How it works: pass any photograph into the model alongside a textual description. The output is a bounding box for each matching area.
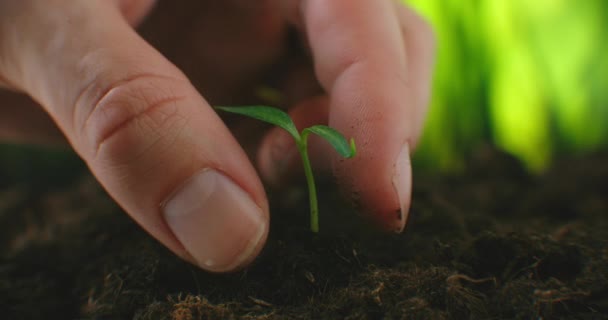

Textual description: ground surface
[1,147,607,319]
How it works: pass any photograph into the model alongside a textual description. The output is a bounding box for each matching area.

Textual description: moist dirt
[1,148,607,319]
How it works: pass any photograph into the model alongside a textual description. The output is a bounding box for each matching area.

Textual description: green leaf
[303,125,357,158]
[215,106,300,140]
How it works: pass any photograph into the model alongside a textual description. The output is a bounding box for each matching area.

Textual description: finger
[0,1,268,272]
[114,0,157,26]
[299,0,436,232]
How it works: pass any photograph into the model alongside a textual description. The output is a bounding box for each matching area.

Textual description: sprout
[216,105,356,232]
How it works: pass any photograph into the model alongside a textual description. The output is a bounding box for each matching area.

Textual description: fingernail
[392,143,412,232]
[163,169,266,272]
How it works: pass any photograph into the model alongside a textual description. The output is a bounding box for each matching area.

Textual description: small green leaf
[215,106,300,140]
[303,125,357,158]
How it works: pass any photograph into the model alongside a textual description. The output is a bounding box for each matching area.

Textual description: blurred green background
[1,0,607,187]
[407,0,608,171]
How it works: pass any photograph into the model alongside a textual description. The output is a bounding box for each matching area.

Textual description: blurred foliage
[407,0,608,172]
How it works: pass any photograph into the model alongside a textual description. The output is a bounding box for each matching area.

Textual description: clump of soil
[1,148,607,319]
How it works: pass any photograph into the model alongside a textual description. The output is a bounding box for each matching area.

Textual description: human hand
[0,0,434,272]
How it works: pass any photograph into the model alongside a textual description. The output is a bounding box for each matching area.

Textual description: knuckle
[79,74,190,164]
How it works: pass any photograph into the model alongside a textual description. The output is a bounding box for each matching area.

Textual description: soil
[1,147,607,319]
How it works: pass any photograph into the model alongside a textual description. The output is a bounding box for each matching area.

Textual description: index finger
[300,0,435,231]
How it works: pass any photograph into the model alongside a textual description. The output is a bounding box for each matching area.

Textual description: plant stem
[297,137,319,233]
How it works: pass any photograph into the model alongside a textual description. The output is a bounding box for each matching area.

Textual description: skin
[0,0,435,271]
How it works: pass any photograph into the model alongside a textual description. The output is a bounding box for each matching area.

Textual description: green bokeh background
[1,0,607,186]
[407,0,608,171]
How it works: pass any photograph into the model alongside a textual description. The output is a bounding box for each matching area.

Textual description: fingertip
[328,108,415,233]
[162,169,269,272]
[257,126,299,187]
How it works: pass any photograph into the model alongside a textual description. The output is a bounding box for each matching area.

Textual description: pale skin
[0,0,435,272]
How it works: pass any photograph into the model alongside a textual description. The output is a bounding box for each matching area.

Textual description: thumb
[0,1,268,272]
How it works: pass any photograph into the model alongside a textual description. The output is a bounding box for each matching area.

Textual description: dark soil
[1,147,607,319]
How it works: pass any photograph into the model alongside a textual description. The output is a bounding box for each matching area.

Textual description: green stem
[297,136,319,233]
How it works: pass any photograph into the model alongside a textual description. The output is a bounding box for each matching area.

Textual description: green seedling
[215,106,357,233]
